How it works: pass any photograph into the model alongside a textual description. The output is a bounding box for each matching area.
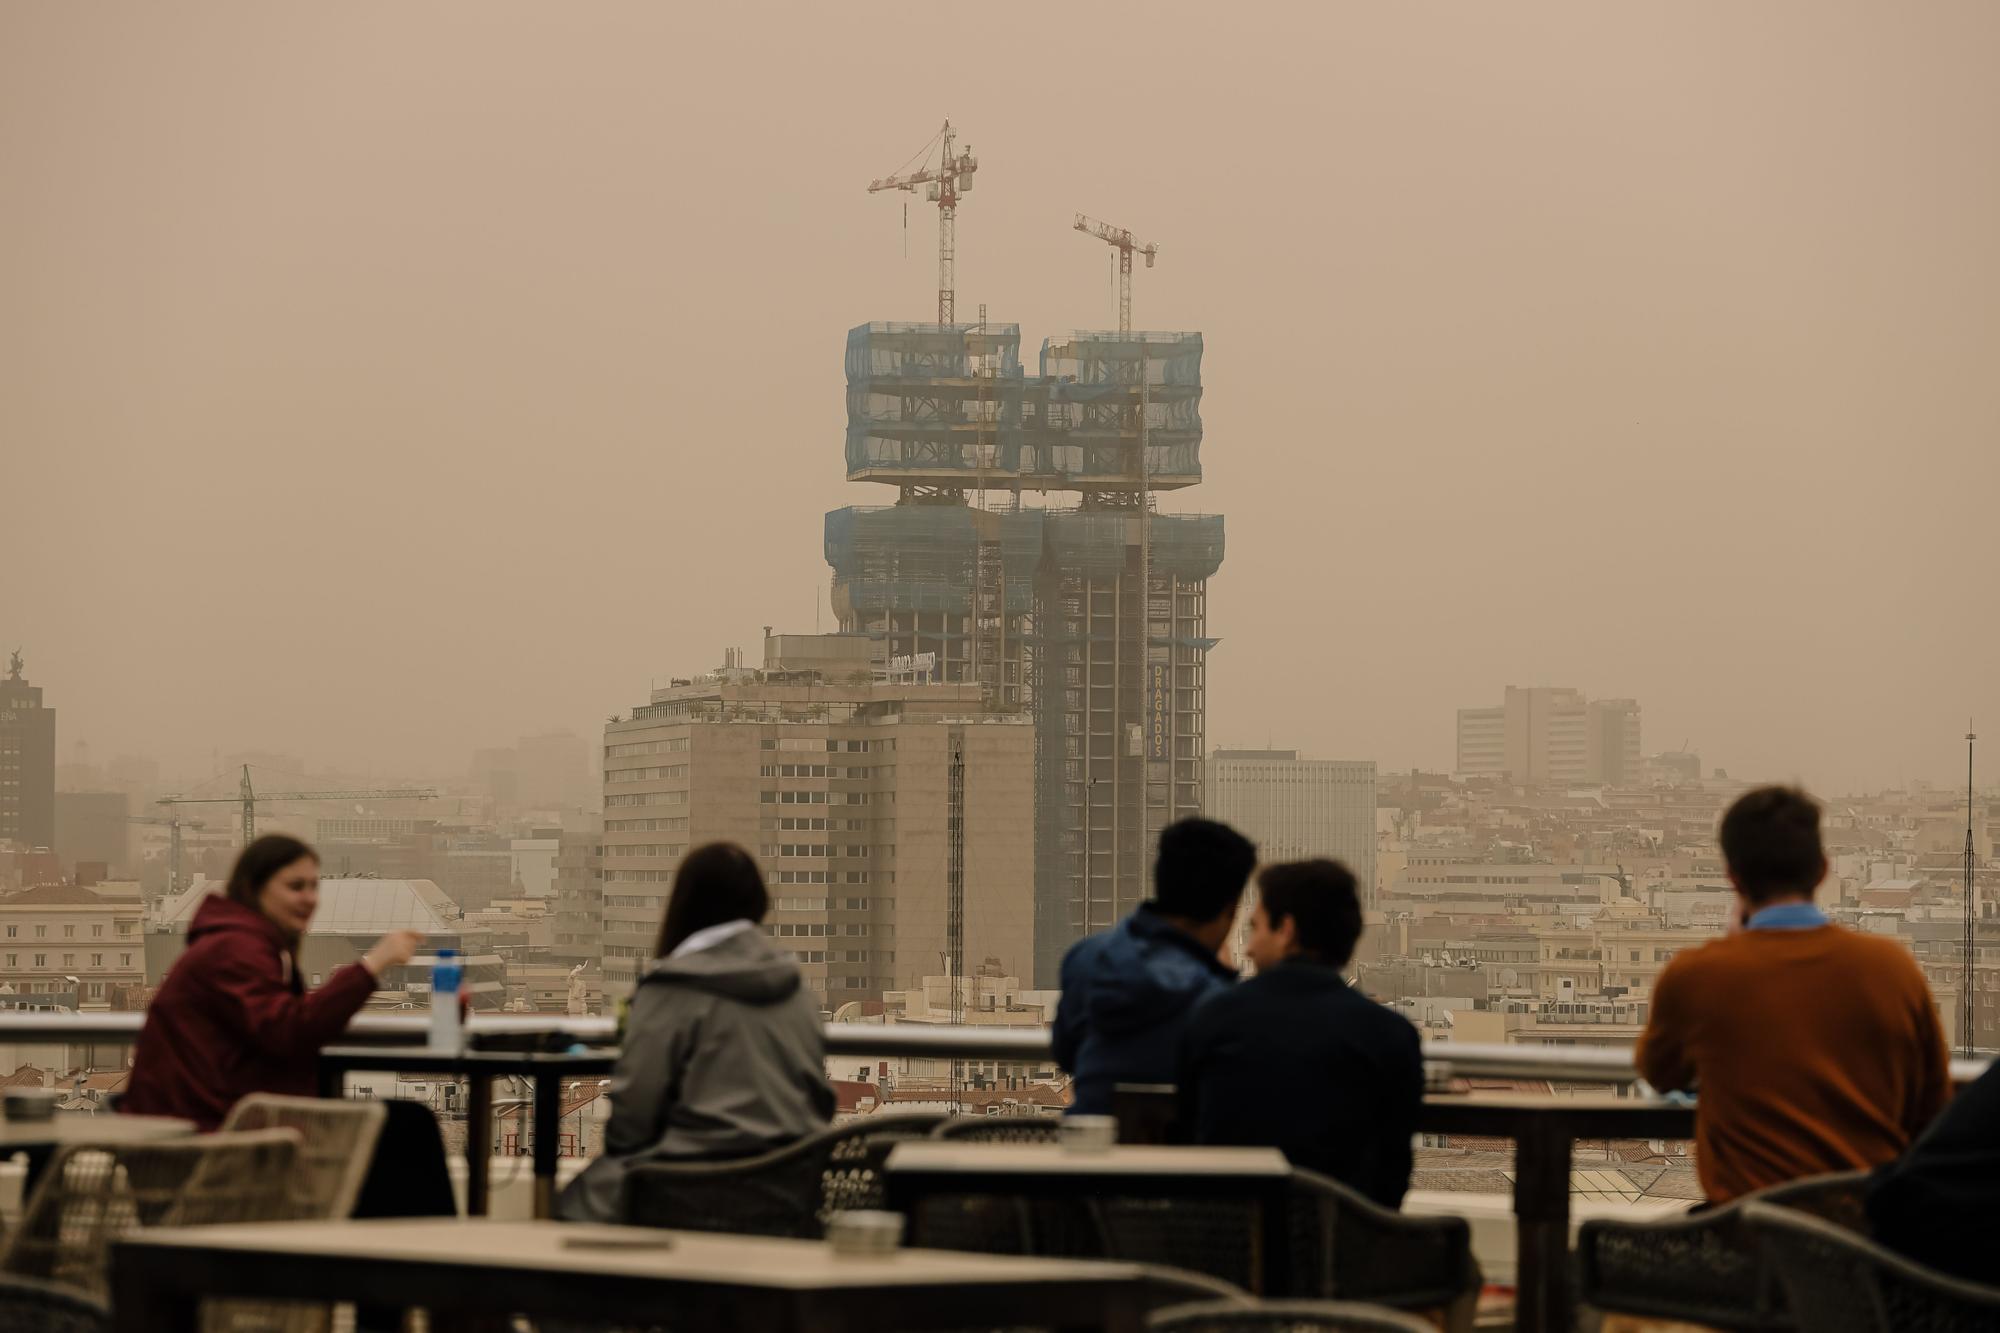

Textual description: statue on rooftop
[6,649,20,680]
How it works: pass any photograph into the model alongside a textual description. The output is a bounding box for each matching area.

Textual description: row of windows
[606,738,690,758]
[605,765,690,783]
[760,739,896,753]
[755,764,888,779]
[762,844,827,858]
[2,923,121,939]
[772,897,877,912]
[605,791,690,808]
[605,870,674,883]
[1,953,131,969]
[769,870,879,886]
[762,791,825,805]
[604,818,689,833]
[606,845,687,859]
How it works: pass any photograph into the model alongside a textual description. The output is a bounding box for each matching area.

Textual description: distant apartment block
[599,635,1035,1005]
[1455,686,1640,786]
[1204,749,1377,907]
[0,881,144,1011]
[0,655,56,851]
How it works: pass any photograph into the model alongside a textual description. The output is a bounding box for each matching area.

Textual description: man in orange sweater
[1636,785,1951,1203]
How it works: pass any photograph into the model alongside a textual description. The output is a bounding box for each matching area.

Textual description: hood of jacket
[1085,905,1235,1037]
[186,893,289,952]
[639,925,801,1005]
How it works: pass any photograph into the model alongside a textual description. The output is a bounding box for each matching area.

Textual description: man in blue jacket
[1052,818,1257,1116]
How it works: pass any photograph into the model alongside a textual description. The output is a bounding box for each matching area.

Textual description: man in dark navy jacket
[1052,819,1257,1117]
[1177,858,1423,1208]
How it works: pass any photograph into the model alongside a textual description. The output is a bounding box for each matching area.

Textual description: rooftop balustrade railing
[1,1010,1987,1084]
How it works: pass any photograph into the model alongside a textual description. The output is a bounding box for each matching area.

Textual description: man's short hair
[1718,786,1826,904]
[1152,818,1258,923]
[1256,859,1364,967]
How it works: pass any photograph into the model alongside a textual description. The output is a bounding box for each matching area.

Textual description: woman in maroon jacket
[125,834,422,1130]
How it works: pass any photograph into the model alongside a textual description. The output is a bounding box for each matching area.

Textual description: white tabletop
[886,1141,1291,1178]
[0,1113,194,1148]
[115,1218,1150,1291]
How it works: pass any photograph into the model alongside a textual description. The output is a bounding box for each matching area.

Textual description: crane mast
[1073,213,1159,336]
[869,121,980,325]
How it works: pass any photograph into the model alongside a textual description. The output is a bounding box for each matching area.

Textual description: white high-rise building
[1205,749,1378,909]
[1455,687,1641,786]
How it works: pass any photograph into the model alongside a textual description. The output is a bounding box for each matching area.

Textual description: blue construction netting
[824,505,1046,615]
[845,323,1027,476]
[842,323,1203,484]
[1041,510,1225,582]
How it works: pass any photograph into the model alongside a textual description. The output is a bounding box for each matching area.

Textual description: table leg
[1512,1118,1575,1333]
[1259,1182,1295,1297]
[464,1074,493,1217]
[317,1062,343,1099]
[531,1069,560,1219]
[111,1255,198,1333]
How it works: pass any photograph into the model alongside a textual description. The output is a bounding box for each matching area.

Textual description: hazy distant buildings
[53,791,131,880]
[1205,749,1378,906]
[550,821,604,975]
[1455,686,1641,786]
[599,634,1036,1004]
[471,732,592,813]
[0,654,57,852]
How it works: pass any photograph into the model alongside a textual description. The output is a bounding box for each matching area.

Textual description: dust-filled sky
[4,2,1997,793]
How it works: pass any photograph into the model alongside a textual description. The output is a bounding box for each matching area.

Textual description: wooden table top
[113,1218,1151,1292]
[0,1113,194,1148]
[887,1141,1292,1178]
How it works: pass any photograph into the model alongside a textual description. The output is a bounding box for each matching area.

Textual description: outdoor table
[317,1047,616,1218]
[1416,1092,1696,1333]
[883,1140,1295,1295]
[109,1217,1157,1333]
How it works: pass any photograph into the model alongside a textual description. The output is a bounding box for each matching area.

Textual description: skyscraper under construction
[824,319,1225,983]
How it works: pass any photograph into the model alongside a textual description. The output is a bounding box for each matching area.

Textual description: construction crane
[869,120,979,325]
[158,765,439,847]
[1073,213,1158,337]
[124,815,207,897]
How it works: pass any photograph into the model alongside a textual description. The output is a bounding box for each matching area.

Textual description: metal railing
[4,1010,1987,1084]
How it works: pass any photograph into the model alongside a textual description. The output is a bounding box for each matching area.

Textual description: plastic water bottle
[430,948,463,1052]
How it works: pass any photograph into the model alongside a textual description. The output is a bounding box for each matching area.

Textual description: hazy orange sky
[5,2,1996,793]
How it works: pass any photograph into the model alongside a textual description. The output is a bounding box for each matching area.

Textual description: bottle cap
[437,948,458,959]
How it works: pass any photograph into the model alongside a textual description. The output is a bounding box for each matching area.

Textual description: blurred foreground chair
[931,1115,1062,1144]
[1575,1170,1868,1332]
[219,1094,386,1221]
[620,1114,946,1238]
[1093,1169,1477,1331]
[0,1273,111,1333]
[0,1131,299,1304]
[1743,1201,2000,1333]
[1148,1299,1438,1332]
[206,1097,387,1333]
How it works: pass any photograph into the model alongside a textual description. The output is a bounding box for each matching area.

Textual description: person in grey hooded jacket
[559,843,834,1223]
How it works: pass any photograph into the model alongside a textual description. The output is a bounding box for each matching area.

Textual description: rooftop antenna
[1964,722,1978,1058]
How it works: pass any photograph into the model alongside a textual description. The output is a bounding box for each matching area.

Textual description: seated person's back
[560,843,834,1223]
[1636,786,1950,1203]
[1178,859,1422,1209]
[1867,1058,2000,1284]
[1053,818,1256,1116]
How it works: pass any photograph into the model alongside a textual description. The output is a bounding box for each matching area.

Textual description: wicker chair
[1092,1168,1477,1328]
[1743,1201,2000,1333]
[0,1274,111,1333]
[0,1131,300,1304]
[931,1115,1063,1144]
[620,1115,946,1239]
[218,1094,386,1220]
[1147,1299,1438,1332]
[204,1098,389,1333]
[1575,1170,1869,1332]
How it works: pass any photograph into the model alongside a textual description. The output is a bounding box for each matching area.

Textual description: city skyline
[6,2,1999,796]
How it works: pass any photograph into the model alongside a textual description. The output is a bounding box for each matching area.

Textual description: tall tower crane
[158,765,439,847]
[1073,214,1158,337]
[869,120,979,325]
